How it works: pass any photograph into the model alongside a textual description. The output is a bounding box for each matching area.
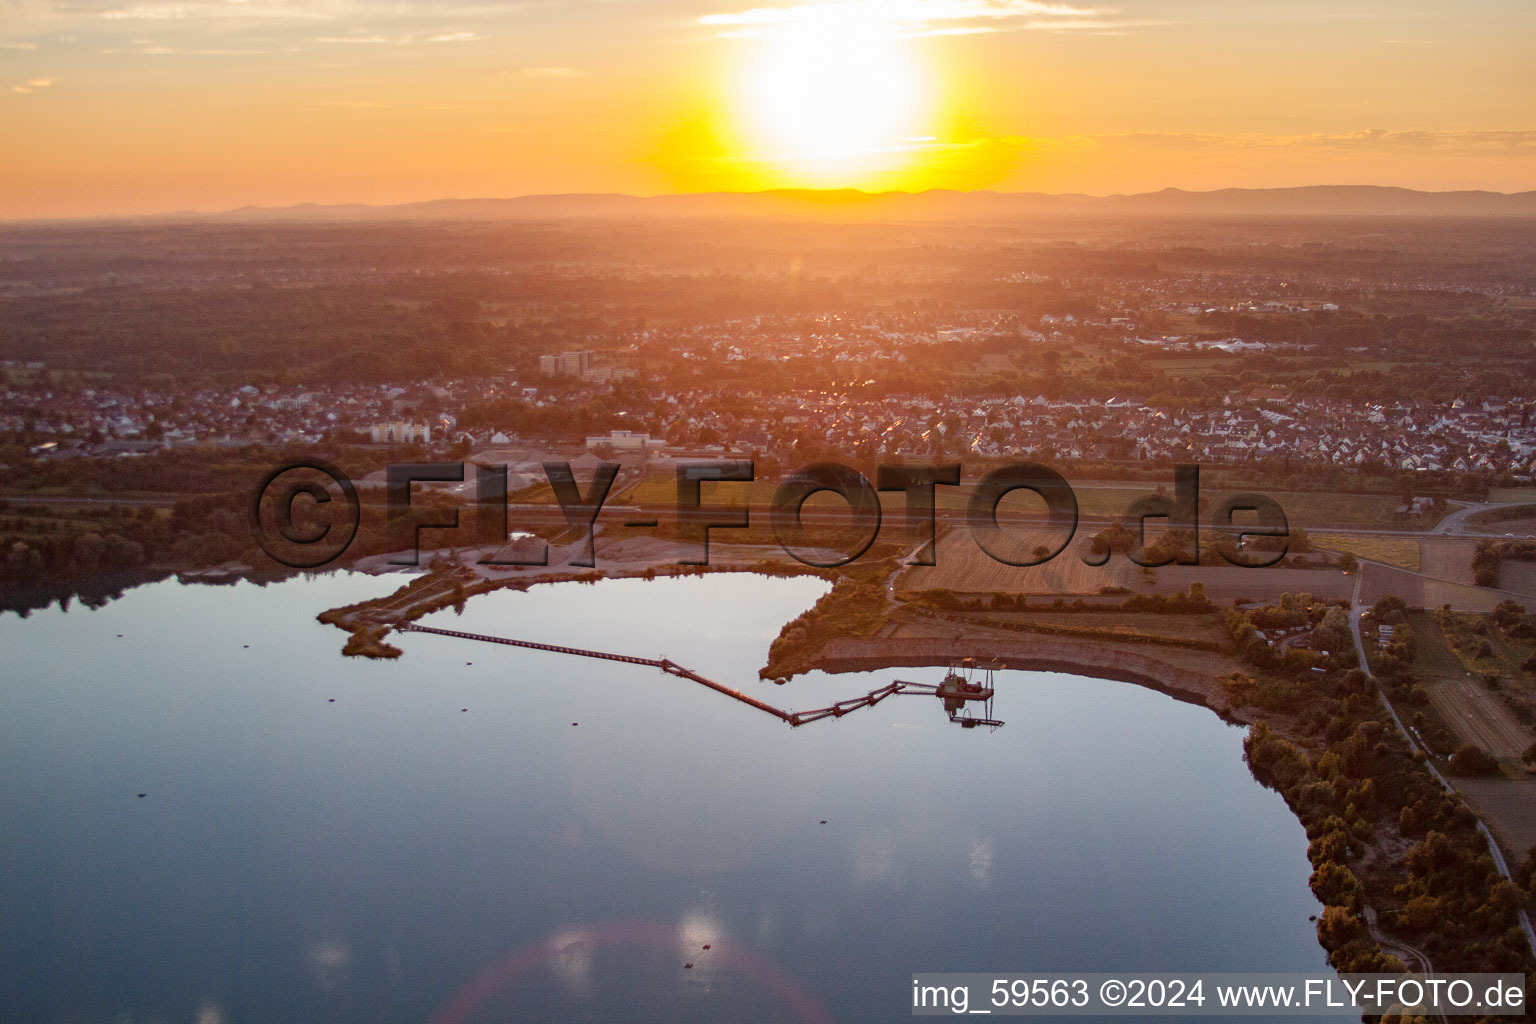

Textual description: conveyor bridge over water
[397,623,1003,729]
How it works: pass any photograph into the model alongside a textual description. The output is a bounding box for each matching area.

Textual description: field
[1407,610,1466,676]
[900,525,1134,596]
[1464,504,1536,532]
[616,474,778,507]
[900,526,1353,602]
[1500,562,1536,598]
[1153,564,1352,602]
[968,609,1230,645]
[1426,680,1528,759]
[1000,485,1446,532]
[1455,779,1536,855]
[1407,610,1532,760]
[1356,561,1518,613]
[1314,532,1420,570]
[1062,487,1448,532]
[1153,355,1238,375]
[1418,537,1476,585]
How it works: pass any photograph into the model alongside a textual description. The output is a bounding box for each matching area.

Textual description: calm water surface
[1,572,1346,1022]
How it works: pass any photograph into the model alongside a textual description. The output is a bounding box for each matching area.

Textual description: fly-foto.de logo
[250,459,1289,572]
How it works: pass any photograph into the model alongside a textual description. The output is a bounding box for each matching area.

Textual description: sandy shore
[806,625,1253,725]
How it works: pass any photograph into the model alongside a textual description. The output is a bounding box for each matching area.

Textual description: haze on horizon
[1,0,1532,220]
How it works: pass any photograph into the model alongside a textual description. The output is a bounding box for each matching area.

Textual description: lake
[0,572,1346,1022]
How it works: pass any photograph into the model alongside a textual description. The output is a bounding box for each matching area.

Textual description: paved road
[9,487,1535,540]
[0,493,179,508]
[1433,500,1536,536]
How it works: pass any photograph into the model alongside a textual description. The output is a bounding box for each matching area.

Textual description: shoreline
[805,637,1239,723]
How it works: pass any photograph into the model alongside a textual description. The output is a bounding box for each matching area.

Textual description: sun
[732,5,930,187]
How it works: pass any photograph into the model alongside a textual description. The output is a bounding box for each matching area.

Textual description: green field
[1407,610,1464,677]
[1314,532,1420,571]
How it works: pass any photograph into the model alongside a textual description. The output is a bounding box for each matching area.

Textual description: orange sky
[1,0,1532,218]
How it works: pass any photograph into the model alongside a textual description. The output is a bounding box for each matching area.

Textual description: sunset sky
[1,0,1532,218]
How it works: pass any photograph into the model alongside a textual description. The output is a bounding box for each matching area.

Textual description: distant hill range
[204,185,1536,222]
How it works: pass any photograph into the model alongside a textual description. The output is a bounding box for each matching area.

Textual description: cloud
[519,65,582,78]
[125,44,269,51]
[701,0,1101,25]
[17,0,338,20]
[0,41,42,49]
[698,0,1138,36]
[310,27,490,46]
[313,33,388,43]
[3,0,530,22]
[1294,128,1536,155]
[96,1,331,21]
[1074,129,1536,156]
[11,76,53,92]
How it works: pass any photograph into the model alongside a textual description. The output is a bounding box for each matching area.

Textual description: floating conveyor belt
[396,622,947,727]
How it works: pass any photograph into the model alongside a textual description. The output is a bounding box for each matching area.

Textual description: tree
[1397,894,1444,932]
[1307,827,1350,865]
[1493,599,1526,628]
[1310,861,1365,914]
[1316,905,1362,951]
[1447,744,1501,777]
[1311,605,1351,656]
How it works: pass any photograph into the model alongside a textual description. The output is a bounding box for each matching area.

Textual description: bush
[1447,744,1501,777]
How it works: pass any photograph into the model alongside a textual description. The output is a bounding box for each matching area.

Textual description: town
[6,340,1534,483]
